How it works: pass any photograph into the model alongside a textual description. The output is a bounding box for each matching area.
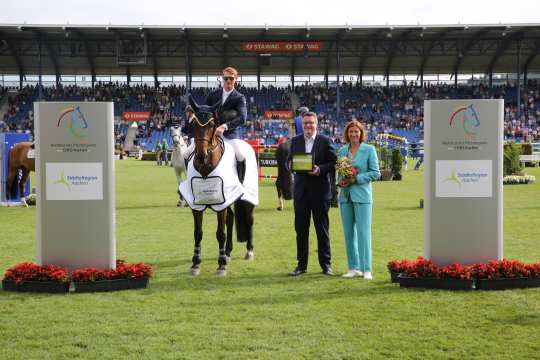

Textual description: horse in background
[170,126,188,207]
[7,142,35,207]
[275,138,293,211]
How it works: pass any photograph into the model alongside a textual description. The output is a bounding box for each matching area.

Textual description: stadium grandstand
[1,24,540,152]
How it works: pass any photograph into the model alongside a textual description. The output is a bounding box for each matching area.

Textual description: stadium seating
[1,81,539,151]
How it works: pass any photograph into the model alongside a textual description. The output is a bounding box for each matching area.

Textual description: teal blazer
[338,143,380,204]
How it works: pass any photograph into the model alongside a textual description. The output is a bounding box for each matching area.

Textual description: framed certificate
[292,153,314,172]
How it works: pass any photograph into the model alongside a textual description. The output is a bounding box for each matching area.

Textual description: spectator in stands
[337,120,380,280]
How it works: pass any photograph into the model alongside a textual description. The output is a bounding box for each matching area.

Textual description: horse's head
[170,126,185,147]
[186,96,221,164]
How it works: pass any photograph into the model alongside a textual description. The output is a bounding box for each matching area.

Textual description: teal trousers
[339,202,372,272]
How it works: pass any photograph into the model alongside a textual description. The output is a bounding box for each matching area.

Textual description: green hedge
[503,142,523,176]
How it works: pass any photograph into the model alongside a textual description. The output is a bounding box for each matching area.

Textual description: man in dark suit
[183,67,247,177]
[204,66,247,151]
[287,111,337,276]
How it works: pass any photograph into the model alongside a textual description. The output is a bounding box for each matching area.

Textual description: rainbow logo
[57,106,89,139]
[449,104,480,140]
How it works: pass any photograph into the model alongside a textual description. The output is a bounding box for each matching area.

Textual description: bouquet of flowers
[336,156,357,180]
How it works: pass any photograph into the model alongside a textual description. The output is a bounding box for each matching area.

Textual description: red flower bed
[388,257,540,280]
[3,262,69,284]
[72,259,153,282]
[387,259,411,273]
[3,260,152,284]
[438,263,473,280]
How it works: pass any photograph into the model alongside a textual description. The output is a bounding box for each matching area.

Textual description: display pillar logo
[57,106,89,140]
[53,171,71,190]
[436,160,492,198]
[443,169,462,188]
[46,163,103,201]
[449,104,480,140]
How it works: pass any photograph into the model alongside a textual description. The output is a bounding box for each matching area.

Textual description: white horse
[170,126,188,207]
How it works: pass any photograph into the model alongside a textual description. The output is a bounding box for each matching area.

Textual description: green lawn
[1,160,539,359]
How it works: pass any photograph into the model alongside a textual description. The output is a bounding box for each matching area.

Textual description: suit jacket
[287,133,337,201]
[337,143,380,204]
[205,88,247,139]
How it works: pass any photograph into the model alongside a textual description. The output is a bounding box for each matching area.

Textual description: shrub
[503,142,523,176]
[391,148,403,180]
[380,146,390,170]
[521,143,532,155]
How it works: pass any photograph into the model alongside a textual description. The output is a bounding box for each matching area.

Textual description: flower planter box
[476,277,540,290]
[74,277,149,293]
[397,275,474,290]
[389,271,402,283]
[2,279,70,293]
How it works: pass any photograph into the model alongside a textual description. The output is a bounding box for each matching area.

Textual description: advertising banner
[264,110,294,119]
[258,148,278,167]
[123,111,150,121]
[241,42,322,52]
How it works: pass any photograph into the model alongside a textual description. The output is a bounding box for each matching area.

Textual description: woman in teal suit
[338,120,380,279]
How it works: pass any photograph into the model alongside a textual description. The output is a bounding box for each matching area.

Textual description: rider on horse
[183,66,247,181]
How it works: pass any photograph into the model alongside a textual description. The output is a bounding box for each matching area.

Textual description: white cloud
[1,0,539,26]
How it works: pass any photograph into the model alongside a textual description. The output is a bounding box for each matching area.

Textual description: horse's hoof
[191,267,200,276]
[21,199,28,208]
[216,268,227,276]
[244,251,254,261]
[276,206,282,211]
[177,201,182,207]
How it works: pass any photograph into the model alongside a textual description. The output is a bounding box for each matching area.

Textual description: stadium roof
[1,24,539,83]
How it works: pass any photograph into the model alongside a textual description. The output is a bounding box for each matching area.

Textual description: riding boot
[237,160,246,184]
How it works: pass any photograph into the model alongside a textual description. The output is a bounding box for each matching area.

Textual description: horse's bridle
[190,112,220,157]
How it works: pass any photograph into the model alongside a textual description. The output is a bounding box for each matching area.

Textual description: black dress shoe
[288,268,306,276]
[322,267,334,276]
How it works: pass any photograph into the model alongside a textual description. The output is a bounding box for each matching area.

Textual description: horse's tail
[234,200,254,243]
[6,149,18,199]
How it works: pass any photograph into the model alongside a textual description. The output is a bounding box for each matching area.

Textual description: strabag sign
[46,162,103,200]
[436,160,492,198]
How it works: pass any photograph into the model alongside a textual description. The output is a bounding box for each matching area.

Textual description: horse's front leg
[216,209,228,276]
[191,210,204,276]
[6,167,17,203]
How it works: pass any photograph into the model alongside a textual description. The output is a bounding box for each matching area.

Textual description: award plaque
[292,153,314,172]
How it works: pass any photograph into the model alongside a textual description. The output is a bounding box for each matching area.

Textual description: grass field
[1,159,540,359]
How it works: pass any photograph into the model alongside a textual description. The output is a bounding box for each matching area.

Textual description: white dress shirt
[222,88,234,105]
[304,132,317,153]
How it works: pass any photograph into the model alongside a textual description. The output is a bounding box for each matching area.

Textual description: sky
[1,0,539,26]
